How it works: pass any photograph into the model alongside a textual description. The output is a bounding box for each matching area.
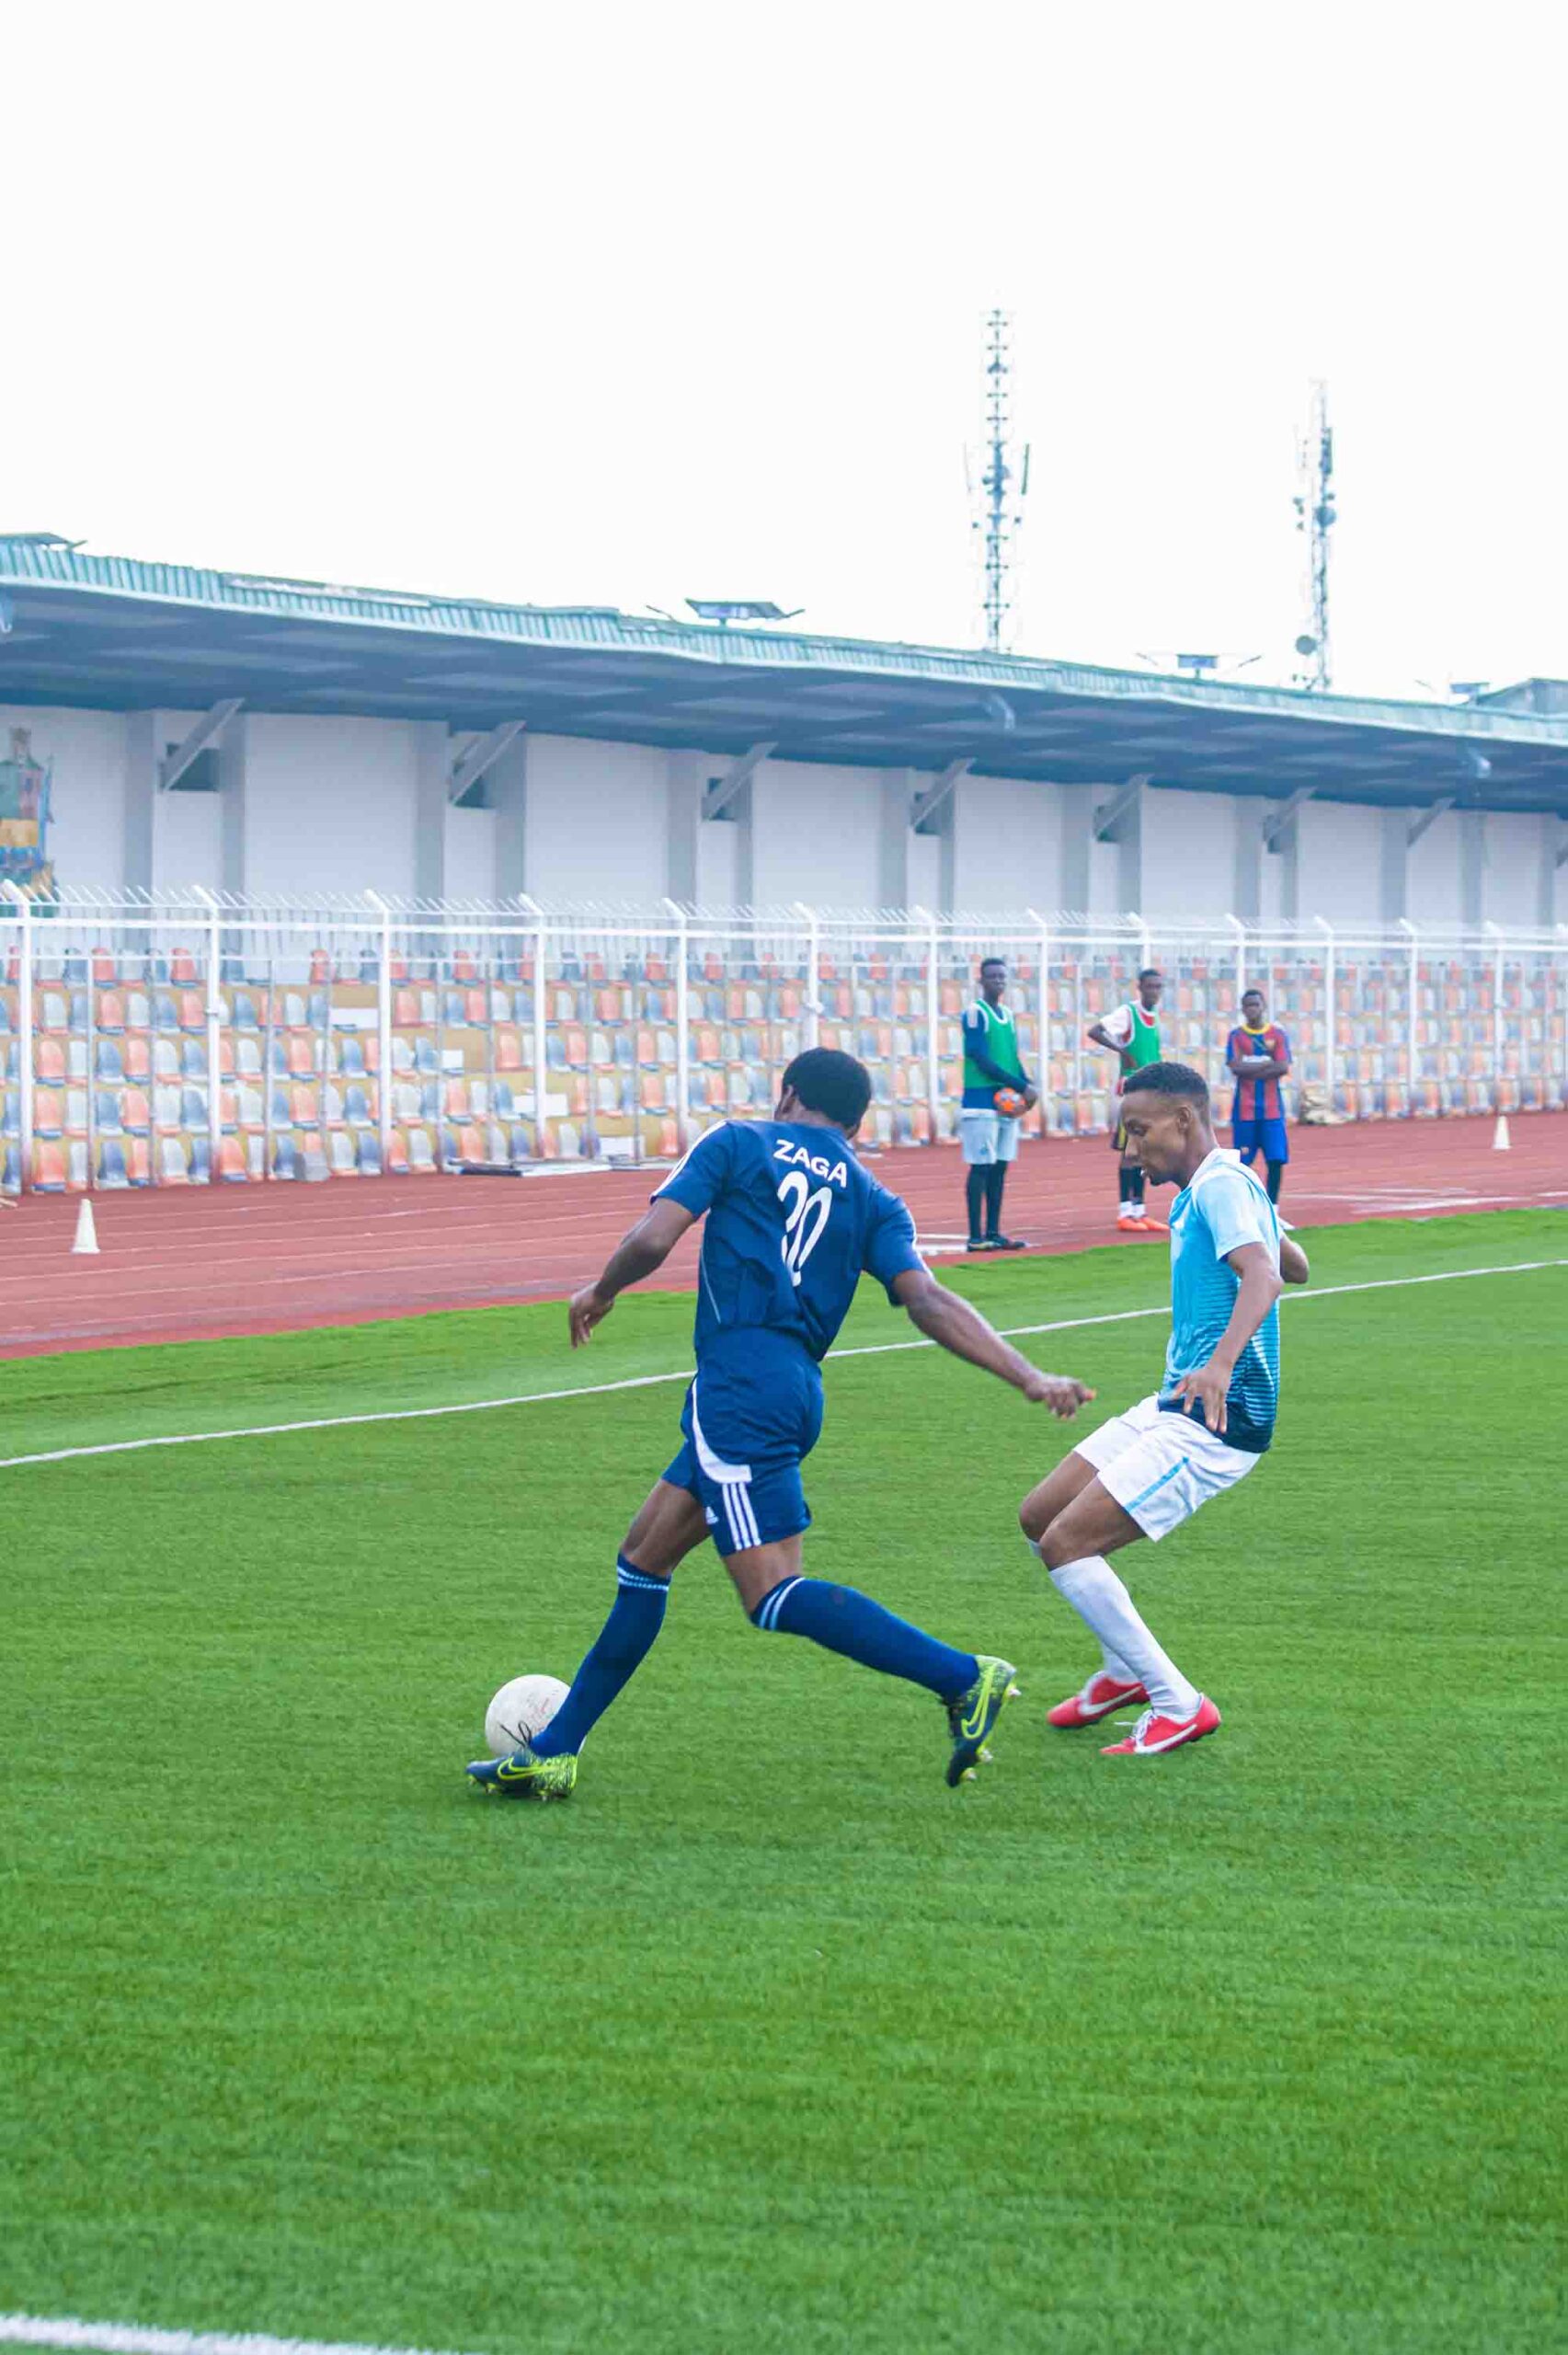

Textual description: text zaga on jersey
[773,1140,850,1189]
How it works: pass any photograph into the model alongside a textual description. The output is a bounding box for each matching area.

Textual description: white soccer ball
[485,1672,570,1758]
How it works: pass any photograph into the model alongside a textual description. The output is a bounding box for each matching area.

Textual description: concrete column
[218,711,248,896]
[492,730,530,901]
[1379,806,1409,923]
[1263,799,1299,922]
[1459,810,1485,927]
[123,712,156,896]
[664,751,704,904]
[413,722,449,904]
[1537,816,1561,928]
[877,769,915,907]
[1059,786,1096,912]
[1232,798,1265,923]
[1115,806,1143,913]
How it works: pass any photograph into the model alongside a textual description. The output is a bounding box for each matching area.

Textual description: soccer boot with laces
[1101,1695,1221,1757]
[466,1741,578,1800]
[1133,1211,1169,1234]
[1047,1670,1149,1729]
[987,1234,1027,1252]
[944,1654,1021,1787]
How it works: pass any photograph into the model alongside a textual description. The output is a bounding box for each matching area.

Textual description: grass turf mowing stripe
[0,1254,1562,1475]
[0,2320,474,2355]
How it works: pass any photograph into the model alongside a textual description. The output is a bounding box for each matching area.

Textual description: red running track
[0,1111,1562,1361]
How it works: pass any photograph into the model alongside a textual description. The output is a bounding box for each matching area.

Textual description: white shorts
[960,1109,1020,1166]
[1072,1394,1260,1542]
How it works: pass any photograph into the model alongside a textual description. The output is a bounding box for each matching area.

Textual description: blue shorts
[661,1329,824,1557]
[1231,1115,1289,1164]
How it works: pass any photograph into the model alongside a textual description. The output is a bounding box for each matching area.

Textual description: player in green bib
[959,957,1037,1252]
[1087,967,1165,1234]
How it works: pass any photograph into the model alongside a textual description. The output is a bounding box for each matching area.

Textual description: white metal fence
[1,884,1564,1192]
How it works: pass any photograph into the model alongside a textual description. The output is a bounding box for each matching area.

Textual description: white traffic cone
[1493,1115,1511,1151]
[72,1198,100,1255]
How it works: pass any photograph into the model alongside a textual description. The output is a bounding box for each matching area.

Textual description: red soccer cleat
[1101,1695,1222,1756]
[1047,1671,1149,1729]
[1134,1212,1169,1234]
[1116,1212,1145,1235]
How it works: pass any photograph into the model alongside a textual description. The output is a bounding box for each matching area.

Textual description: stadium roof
[3,536,1568,816]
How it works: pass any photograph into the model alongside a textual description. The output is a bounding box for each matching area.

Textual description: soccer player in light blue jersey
[469,1048,1094,1801]
[1020,1061,1310,1758]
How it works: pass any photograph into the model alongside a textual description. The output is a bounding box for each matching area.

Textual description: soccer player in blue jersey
[468,1047,1094,1801]
[1019,1062,1310,1758]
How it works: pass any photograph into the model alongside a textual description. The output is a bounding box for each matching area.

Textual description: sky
[9,0,1565,700]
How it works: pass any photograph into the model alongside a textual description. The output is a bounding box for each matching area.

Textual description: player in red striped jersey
[1226,989,1292,1206]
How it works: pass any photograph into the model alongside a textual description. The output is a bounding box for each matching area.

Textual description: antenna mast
[971,308,1029,652]
[1292,379,1335,691]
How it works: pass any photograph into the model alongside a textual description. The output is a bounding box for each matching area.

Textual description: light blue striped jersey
[1159,1148,1281,1453]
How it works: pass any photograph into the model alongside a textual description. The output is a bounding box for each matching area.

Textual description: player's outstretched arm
[568,1199,696,1348]
[1279,1233,1310,1285]
[890,1269,1094,1419]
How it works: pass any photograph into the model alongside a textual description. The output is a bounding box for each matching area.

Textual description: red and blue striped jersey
[1227,1025,1291,1121]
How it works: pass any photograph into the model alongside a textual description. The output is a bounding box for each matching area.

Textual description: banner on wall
[0,726,55,897]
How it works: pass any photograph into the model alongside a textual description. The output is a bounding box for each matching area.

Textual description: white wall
[525,735,665,901]
[5,700,1554,931]
[444,803,497,903]
[1140,787,1236,922]
[949,774,1063,911]
[750,759,880,906]
[245,716,419,899]
[1296,798,1383,925]
[1483,813,1544,926]
[1407,809,1463,925]
[0,705,127,891]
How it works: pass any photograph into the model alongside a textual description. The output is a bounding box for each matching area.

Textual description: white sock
[1047,1554,1200,1717]
[1097,1644,1139,1684]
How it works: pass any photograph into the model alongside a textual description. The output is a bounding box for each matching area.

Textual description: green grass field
[4,1212,1564,2353]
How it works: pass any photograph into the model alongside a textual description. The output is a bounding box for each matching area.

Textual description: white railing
[1,889,1563,1192]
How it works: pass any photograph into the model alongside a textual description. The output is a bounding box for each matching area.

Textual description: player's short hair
[1120,1059,1210,1112]
[782,1047,873,1131]
[1138,966,1162,983]
[1242,986,1265,1004]
[979,954,1006,974]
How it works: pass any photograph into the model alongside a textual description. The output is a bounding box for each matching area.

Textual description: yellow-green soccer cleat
[466,1743,578,1801]
[944,1655,1022,1787]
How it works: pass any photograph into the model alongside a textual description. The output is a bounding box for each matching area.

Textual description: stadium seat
[406,1127,436,1173]
[33,1087,63,1138]
[65,1087,89,1136]
[338,1035,368,1077]
[327,1128,358,1175]
[97,1139,130,1189]
[95,1038,126,1084]
[157,1136,189,1184]
[32,1140,67,1192]
[345,1083,373,1129]
[290,1084,320,1129]
[357,1132,383,1176]
[189,1137,212,1183]
[496,1029,523,1071]
[153,991,179,1031]
[35,1036,66,1085]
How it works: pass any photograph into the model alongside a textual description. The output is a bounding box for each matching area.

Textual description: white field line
[0,2318,477,2355]
[0,1257,1562,1477]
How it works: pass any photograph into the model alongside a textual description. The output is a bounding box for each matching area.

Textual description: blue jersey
[654,1120,925,1363]
[1159,1148,1281,1453]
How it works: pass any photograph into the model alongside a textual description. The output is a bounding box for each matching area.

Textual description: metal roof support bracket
[449,718,526,806]
[703,741,776,821]
[158,698,244,791]
[910,758,972,834]
[1407,794,1455,846]
[1093,774,1149,843]
[1262,784,1317,851]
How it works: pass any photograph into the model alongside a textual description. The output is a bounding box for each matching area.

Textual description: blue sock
[529,1557,670,1757]
[750,1577,977,1699]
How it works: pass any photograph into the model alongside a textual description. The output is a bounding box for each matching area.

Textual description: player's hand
[1171,1360,1230,1434]
[568,1285,614,1348]
[1022,1085,1039,1110]
[1023,1370,1096,1419]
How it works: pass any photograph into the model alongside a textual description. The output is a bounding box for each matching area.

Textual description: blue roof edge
[4,537,1567,750]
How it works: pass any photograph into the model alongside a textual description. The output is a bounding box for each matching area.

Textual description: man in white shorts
[1020,1059,1310,1756]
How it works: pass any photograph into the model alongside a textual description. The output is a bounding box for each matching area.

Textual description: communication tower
[967,309,1030,652]
[1292,380,1335,691]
